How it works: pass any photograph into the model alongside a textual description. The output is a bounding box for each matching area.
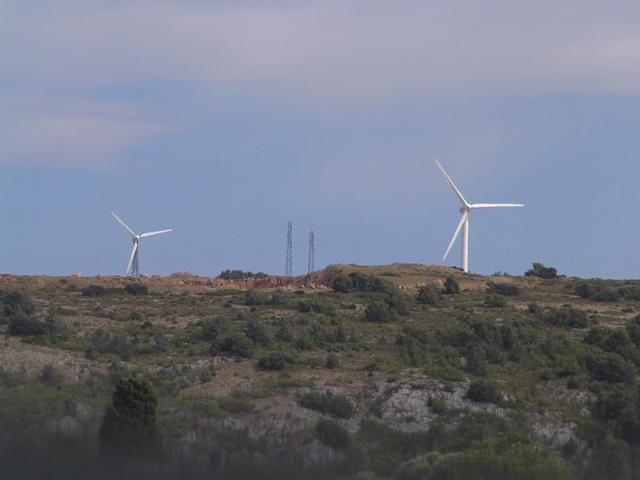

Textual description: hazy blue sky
[2,1,640,278]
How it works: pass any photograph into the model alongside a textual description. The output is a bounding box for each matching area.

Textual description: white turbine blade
[111,212,136,236]
[443,211,469,260]
[434,159,469,207]
[470,203,524,209]
[140,229,173,238]
[126,242,138,275]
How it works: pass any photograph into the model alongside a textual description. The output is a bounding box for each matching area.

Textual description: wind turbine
[434,159,523,273]
[111,212,172,277]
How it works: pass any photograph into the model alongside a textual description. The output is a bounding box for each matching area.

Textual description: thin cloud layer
[2,1,640,166]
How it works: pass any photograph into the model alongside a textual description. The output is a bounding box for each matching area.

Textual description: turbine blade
[434,159,469,207]
[140,229,173,238]
[470,203,524,209]
[111,212,136,236]
[443,211,469,260]
[127,242,138,275]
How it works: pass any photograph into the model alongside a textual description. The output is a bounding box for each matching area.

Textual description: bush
[465,381,502,404]
[575,282,622,302]
[417,285,441,305]
[331,273,353,293]
[81,285,108,297]
[325,353,339,369]
[484,294,506,308]
[487,282,520,296]
[299,392,355,419]
[257,352,295,371]
[245,318,271,346]
[541,306,589,328]
[124,283,148,295]
[525,262,558,279]
[98,377,161,459]
[443,277,460,295]
[218,270,267,280]
[40,365,63,386]
[364,302,395,323]
[315,419,350,449]
[211,334,253,358]
[0,291,35,317]
[8,313,46,336]
[245,289,269,306]
[89,329,133,360]
[586,350,635,383]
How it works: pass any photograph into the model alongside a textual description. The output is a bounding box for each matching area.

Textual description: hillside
[1,264,640,479]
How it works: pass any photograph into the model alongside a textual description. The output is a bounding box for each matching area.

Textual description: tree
[98,378,161,459]
[525,263,558,279]
[417,285,441,305]
[331,273,353,293]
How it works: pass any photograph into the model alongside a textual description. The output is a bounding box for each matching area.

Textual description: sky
[2,0,640,278]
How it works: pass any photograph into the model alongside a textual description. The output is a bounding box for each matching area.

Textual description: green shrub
[98,377,161,459]
[8,313,46,336]
[245,318,271,346]
[364,302,395,323]
[484,294,506,308]
[211,334,253,358]
[219,270,267,280]
[586,350,635,383]
[487,281,520,296]
[0,291,35,317]
[124,283,148,295]
[417,285,441,305]
[325,353,340,369]
[81,285,108,297]
[541,306,589,328]
[40,365,63,386]
[299,392,355,419]
[315,419,350,449]
[465,381,502,404]
[525,262,558,279]
[443,277,460,295]
[89,329,133,360]
[245,289,269,306]
[331,273,353,293]
[257,352,295,371]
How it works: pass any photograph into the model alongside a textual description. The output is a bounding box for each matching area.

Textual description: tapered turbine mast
[434,159,523,273]
[111,212,172,277]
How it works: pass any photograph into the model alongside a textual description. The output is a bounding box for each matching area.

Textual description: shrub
[364,302,395,323]
[575,282,622,302]
[257,352,295,371]
[0,291,35,317]
[299,392,355,419]
[8,313,46,336]
[275,319,293,343]
[98,378,161,459]
[443,277,460,295]
[525,262,558,279]
[542,306,589,328]
[40,365,63,386]
[219,270,267,280]
[298,299,337,317]
[270,289,287,306]
[315,419,350,450]
[89,329,133,360]
[487,282,520,296]
[586,350,635,383]
[325,353,339,369]
[245,318,271,346]
[417,285,441,305]
[81,285,108,297]
[124,283,148,295]
[465,381,502,404]
[211,334,253,358]
[245,289,269,306]
[484,294,506,308]
[331,273,353,293]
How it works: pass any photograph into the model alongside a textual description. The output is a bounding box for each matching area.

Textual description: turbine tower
[434,159,523,273]
[111,212,172,277]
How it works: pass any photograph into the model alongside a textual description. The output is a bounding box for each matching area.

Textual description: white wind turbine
[434,159,523,273]
[111,212,172,277]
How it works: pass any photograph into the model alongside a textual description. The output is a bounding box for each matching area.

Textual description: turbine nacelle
[434,159,523,273]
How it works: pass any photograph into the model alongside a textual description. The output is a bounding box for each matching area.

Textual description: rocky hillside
[1,264,640,479]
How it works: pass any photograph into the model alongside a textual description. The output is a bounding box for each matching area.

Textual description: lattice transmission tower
[285,221,293,277]
[307,230,315,276]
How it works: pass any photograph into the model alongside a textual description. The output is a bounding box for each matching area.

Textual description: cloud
[2,1,640,166]
[0,98,171,167]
